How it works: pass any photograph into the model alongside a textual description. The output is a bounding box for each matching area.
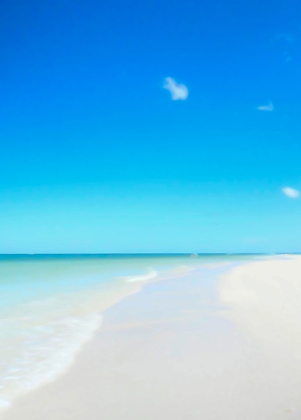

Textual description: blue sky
[1,0,301,253]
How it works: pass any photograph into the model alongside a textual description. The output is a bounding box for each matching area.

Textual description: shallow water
[0,254,261,409]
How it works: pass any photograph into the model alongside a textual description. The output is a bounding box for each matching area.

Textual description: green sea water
[0,254,264,410]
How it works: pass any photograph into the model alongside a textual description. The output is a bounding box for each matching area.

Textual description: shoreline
[0,261,206,415]
[3,255,301,419]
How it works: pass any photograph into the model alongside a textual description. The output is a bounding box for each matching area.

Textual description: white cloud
[276,33,295,43]
[243,237,265,245]
[163,77,188,100]
[282,187,300,198]
[257,101,274,111]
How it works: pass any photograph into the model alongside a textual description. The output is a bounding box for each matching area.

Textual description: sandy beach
[3,256,301,420]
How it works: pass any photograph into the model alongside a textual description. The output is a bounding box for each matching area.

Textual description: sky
[1,0,301,253]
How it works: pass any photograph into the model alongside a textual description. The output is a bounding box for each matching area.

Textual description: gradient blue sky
[1,0,301,253]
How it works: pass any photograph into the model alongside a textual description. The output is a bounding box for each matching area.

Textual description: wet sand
[3,257,301,420]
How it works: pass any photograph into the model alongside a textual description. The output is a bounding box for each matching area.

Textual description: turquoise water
[0,254,262,410]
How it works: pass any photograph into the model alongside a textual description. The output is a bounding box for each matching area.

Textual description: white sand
[3,256,301,420]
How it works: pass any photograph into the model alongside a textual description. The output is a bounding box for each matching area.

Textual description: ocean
[0,254,261,410]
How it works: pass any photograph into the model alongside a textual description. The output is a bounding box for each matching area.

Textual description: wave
[0,313,102,413]
[121,268,158,283]
[120,265,196,284]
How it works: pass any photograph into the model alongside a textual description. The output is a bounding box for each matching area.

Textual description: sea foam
[0,312,102,412]
[122,268,158,283]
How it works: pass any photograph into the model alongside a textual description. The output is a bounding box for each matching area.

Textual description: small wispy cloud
[284,52,292,63]
[282,187,300,198]
[257,101,274,112]
[276,33,296,43]
[163,77,188,100]
[243,236,266,245]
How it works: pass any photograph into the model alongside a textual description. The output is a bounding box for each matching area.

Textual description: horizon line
[0,252,297,256]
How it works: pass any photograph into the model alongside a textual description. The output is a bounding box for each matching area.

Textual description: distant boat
[190,253,198,258]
